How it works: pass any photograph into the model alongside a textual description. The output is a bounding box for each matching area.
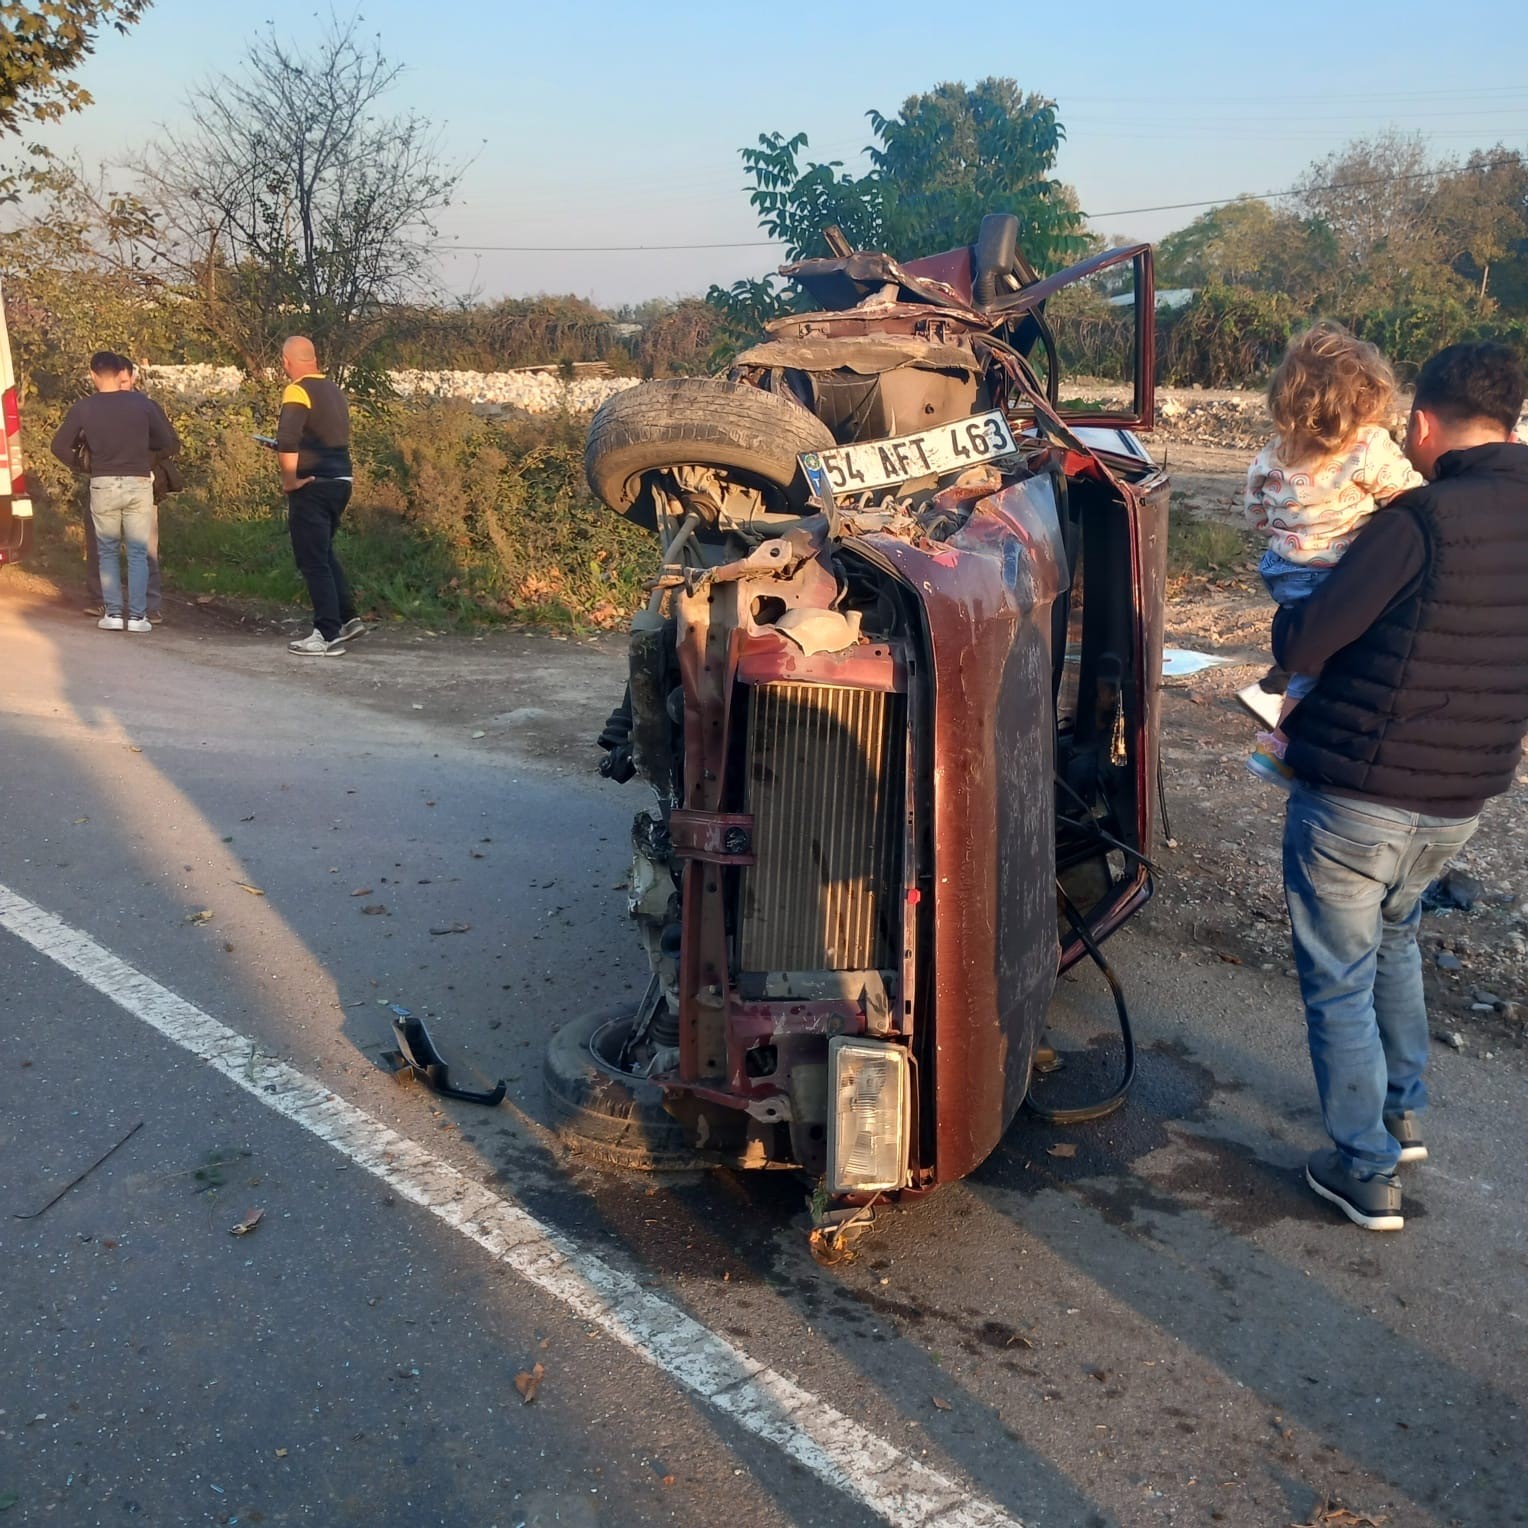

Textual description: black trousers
[287,478,355,641]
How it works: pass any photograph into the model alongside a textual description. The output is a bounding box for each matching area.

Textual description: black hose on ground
[1024,886,1137,1124]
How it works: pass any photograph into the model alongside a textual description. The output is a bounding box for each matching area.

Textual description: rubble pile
[1154,393,1272,453]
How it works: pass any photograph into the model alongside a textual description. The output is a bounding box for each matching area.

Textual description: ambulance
[0,280,32,566]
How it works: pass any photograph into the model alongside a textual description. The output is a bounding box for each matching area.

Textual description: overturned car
[546,215,1168,1199]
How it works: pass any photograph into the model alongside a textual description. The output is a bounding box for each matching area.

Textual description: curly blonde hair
[1267,322,1398,466]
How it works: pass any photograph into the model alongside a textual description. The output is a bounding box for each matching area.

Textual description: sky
[24,0,1528,308]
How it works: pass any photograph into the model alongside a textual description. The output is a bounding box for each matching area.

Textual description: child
[1243,323,1422,787]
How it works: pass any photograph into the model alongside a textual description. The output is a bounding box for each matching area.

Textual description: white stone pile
[389,368,641,414]
[142,362,641,416]
[144,363,243,396]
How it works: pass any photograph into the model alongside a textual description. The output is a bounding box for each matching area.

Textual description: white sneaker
[126,617,152,634]
[98,613,125,631]
[287,629,346,656]
[337,617,367,642]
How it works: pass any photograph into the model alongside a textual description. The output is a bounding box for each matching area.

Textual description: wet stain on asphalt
[977,1037,1339,1237]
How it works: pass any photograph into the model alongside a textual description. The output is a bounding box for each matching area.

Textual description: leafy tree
[138,12,463,377]
[868,79,1084,269]
[0,157,175,399]
[712,79,1084,355]
[739,79,1082,269]
[0,0,149,135]
[1430,147,1528,309]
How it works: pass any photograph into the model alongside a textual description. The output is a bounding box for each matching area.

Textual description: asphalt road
[1,587,1523,1528]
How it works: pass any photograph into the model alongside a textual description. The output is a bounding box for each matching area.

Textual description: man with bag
[52,351,179,633]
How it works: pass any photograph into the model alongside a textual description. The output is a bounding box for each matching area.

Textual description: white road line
[0,882,1022,1528]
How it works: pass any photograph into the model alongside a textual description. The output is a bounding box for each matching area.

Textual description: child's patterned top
[1244,425,1423,567]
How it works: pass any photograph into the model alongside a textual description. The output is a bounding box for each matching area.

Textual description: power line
[432,151,1526,256]
[435,238,783,253]
[1087,151,1523,220]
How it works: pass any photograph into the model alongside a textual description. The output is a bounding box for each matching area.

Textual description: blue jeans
[84,496,159,612]
[1261,550,1331,704]
[90,476,155,620]
[1283,786,1478,1177]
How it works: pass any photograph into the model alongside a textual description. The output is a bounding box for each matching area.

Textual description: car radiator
[738,682,904,973]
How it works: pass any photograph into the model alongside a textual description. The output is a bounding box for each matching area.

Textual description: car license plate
[802,409,1020,496]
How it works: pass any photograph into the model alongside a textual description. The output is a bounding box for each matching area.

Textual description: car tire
[584,377,837,520]
[543,1006,715,1172]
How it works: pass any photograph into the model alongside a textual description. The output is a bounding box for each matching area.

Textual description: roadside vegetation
[2,15,1524,628]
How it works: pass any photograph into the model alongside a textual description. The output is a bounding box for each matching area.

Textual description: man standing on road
[1273,342,1528,1232]
[274,336,364,656]
[51,351,179,634]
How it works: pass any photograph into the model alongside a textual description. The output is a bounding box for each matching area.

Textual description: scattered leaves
[1292,1504,1388,1528]
[229,1208,265,1237]
[429,923,472,936]
[1047,1142,1078,1159]
[930,1395,952,1411]
[514,1361,545,1404]
[350,887,374,897]
[361,904,388,916]
[185,909,213,925]
[235,882,265,897]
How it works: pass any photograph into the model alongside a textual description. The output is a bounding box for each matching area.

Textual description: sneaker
[288,628,346,656]
[97,613,125,631]
[1247,745,1295,790]
[83,603,106,618]
[147,611,164,626]
[1306,1148,1404,1231]
[1385,1111,1427,1164]
[337,617,367,642]
[126,617,152,634]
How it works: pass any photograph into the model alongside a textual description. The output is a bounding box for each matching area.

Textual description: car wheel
[543,1006,716,1172]
[584,377,837,523]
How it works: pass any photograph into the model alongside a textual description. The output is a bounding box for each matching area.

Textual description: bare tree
[140,11,463,376]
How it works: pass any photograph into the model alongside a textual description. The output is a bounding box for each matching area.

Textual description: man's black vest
[1285,441,1528,818]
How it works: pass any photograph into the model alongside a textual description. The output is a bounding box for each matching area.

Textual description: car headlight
[828,1037,910,1195]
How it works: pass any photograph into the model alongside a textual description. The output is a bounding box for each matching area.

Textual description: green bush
[24,392,656,630]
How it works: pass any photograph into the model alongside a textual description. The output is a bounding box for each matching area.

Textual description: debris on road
[229,1208,265,1236]
[384,1012,506,1105]
[1292,1499,1388,1527]
[515,1362,545,1403]
[11,1120,144,1221]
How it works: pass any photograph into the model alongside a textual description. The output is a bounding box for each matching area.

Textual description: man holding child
[1253,340,1528,1230]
